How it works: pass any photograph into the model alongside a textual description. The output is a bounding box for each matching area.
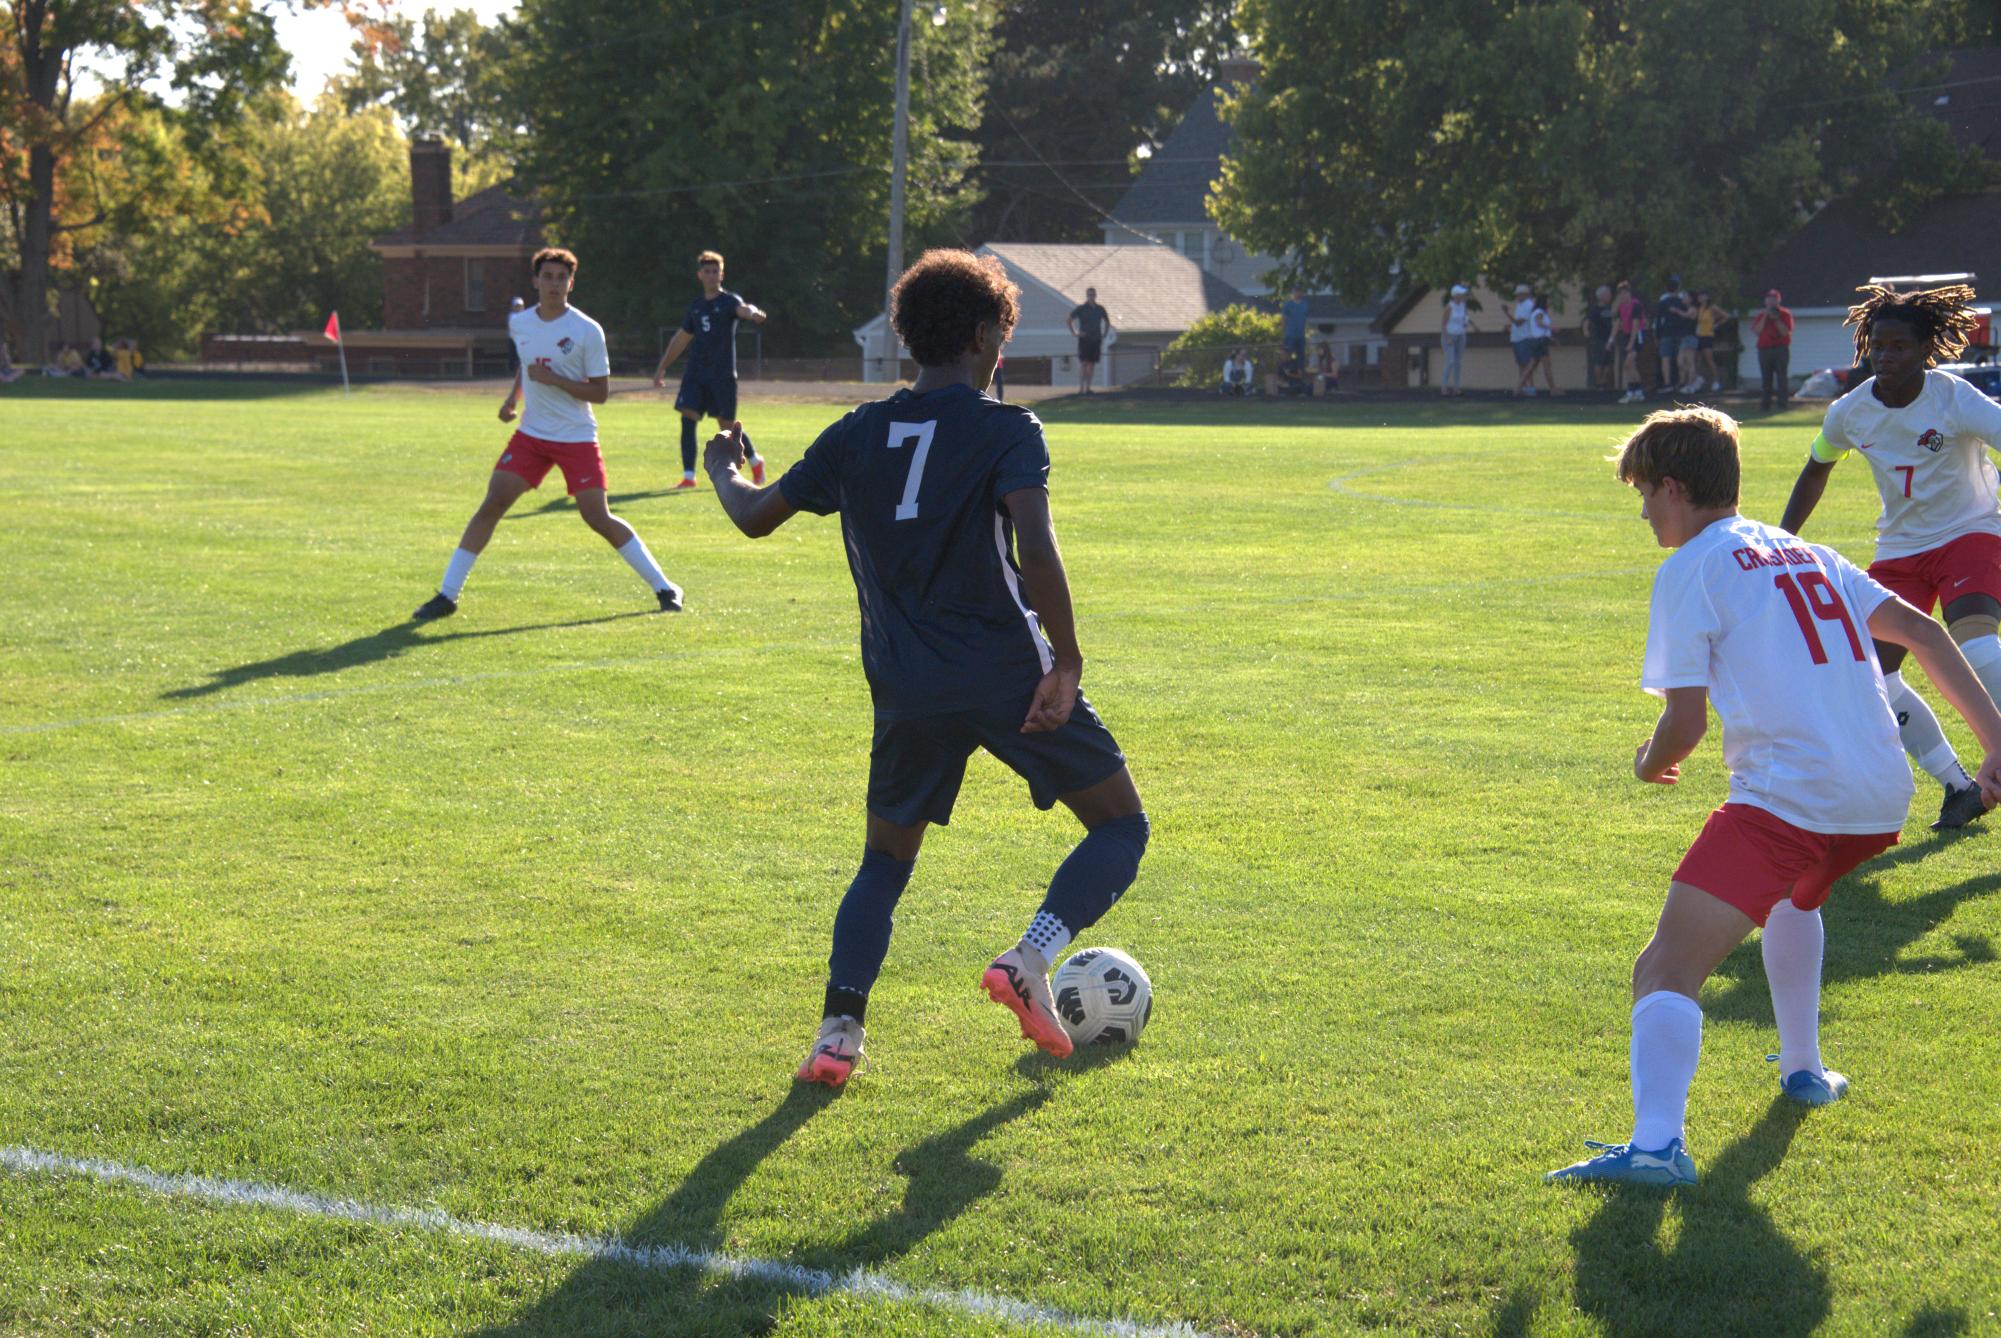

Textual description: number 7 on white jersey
[887,420,937,521]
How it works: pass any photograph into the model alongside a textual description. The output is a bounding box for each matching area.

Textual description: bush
[1161,304,1283,387]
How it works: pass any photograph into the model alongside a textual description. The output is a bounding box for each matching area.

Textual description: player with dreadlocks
[1781,283,2001,830]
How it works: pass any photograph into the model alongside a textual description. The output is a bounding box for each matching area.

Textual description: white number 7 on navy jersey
[886,421,937,521]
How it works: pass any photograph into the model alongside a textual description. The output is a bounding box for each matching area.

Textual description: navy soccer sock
[680,416,698,475]
[1027,812,1150,955]
[824,846,916,1021]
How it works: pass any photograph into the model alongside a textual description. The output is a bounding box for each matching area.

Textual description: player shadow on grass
[1701,830,1999,1029]
[160,613,649,699]
[516,488,699,518]
[474,1047,1128,1338]
[1568,1097,1828,1337]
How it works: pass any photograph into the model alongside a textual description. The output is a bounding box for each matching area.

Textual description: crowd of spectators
[1438,276,1790,405]
[16,335,144,381]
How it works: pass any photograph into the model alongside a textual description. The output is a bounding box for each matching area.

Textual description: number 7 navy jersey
[779,382,1055,718]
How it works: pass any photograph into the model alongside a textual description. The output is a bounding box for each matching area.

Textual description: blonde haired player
[1782,283,2001,829]
[1548,407,2001,1187]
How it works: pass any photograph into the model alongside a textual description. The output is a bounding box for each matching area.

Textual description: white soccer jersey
[509,305,611,442]
[1642,514,1912,834]
[1817,369,2001,560]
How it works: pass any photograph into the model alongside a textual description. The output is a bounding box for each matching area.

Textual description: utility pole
[881,0,915,381]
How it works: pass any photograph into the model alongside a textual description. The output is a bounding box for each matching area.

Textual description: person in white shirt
[1548,407,2001,1189]
[1439,283,1473,396]
[1220,348,1254,395]
[1780,283,2001,829]
[1527,296,1556,396]
[413,247,682,620]
[1509,282,1538,396]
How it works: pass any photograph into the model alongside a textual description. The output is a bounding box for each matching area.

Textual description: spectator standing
[1749,288,1794,411]
[1510,283,1538,396]
[1615,280,1649,403]
[112,338,136,380]
[1315,340,1340,396]
[1067,287,1111,394]
[1529,295,1557,395]
[992,350,1006,402]
[1440,283,1473,396]
[0,337,21,384]
[506,296,526,375]
[1692,290,1727,394]
[1656,275,1698,394]
[1585,285,1615,391]
[1281,285,1311,365]
[1221,346,1254,395]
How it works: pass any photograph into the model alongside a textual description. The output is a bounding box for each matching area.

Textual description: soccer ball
[1051,947,1153,1046]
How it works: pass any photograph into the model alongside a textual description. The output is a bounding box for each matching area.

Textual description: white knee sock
[1630,990,1703,1150]
[440,547,478,601]
[1762,901,1825,1077]
[1884,671,1970,788]
[617,534,670,592]
[1956,634,2001,710]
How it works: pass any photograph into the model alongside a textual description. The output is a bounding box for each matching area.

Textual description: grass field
[2,380,1997,1337]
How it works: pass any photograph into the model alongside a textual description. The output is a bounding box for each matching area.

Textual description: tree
[507,0,991,354]
[334,7,511,152]
[1212,0,1995,305]
[1,0,295,359]
[969,0,1235,244]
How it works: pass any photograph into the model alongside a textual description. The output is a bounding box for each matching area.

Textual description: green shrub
[1161,305,1283,386]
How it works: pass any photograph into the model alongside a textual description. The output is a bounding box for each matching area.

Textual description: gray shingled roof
[982,242,1249,332]
[371,185,542,249]
[1754,191,2001,309]
[1108,86,1233,225]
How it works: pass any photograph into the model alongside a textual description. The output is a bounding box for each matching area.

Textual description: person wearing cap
[1749,288,1794,411]
[1510,282,1539,396]
[1440,283,1475,396]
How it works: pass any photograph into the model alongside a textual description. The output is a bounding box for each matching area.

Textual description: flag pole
[325,311,350,395]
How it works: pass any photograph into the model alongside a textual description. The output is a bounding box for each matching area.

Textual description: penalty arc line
[0,1145,1221,1338]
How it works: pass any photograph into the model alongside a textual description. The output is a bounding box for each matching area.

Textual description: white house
[854,242,1249,386]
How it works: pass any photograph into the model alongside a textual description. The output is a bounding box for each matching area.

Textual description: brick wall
[382,254,530,330]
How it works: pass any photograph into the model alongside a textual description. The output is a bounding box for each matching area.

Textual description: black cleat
[656,582,684,613]
[1931,782,1988,831]
[412,593,458,621]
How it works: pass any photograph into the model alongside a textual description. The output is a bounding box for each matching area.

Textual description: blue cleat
[1545,1138,1698,1187]
[1769,1057,1850,1107]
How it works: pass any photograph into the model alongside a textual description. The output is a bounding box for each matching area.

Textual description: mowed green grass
[1,380,1997,1337]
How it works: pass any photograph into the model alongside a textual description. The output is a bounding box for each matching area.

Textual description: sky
[275,1,518,98]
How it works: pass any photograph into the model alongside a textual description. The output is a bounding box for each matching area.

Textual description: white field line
[0,1144,1219,1338]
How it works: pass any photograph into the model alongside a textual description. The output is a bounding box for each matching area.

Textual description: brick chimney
[410,133,453,238]
[1216,55,1261,86]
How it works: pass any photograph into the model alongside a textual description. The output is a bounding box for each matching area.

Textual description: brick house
[344,134,543,376]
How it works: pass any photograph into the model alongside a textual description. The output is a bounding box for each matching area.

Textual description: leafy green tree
[1213,0,1994,304]
[334,8,512,152]
[969,0,1235,243]
[508,0,991,353]
[1,0,294,359]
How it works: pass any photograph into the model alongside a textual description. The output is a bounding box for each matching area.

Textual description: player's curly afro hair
[1845,282,1980,366]
[891,249,1019,367]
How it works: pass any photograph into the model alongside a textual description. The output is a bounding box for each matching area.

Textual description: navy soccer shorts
[675,372,738,422]
[867,690,1127,828]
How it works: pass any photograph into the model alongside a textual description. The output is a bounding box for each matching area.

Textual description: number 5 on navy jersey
[887,420,937,520]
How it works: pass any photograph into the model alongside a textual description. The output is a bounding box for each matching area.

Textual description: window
[465,259,486,313]
[1180,231,1203,260]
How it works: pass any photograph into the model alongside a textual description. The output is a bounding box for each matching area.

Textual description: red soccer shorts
[495,431,607,495]
[1674,802,1897,925]
[1868,531,2001,615]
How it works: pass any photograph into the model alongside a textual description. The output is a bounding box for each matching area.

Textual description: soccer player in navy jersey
[652,250,768,489]
[702,249,1150,1085]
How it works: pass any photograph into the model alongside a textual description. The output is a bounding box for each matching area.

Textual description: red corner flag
[323,311,342,344]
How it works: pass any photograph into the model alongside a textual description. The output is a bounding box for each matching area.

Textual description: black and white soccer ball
[1051,947,1153,1046]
